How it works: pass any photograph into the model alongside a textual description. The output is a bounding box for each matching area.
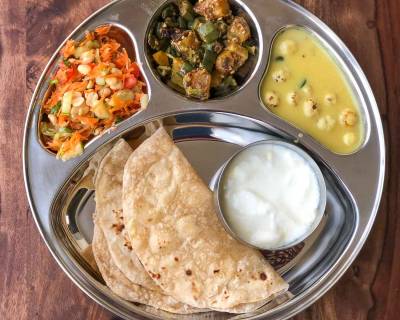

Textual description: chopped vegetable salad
[40,25,148,161]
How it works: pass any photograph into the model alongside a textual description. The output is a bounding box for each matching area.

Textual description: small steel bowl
[214,139,327,251]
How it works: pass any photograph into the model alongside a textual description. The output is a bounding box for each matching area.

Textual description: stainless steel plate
[23,0,385,319]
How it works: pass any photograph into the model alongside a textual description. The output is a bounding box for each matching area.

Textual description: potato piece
[227,16,251,44]
[211,70,224,88]
[194,0,230,20]
[215,50,235,75]
[171,30,201,64]
[183,68,211,100]
[215,44,248,75]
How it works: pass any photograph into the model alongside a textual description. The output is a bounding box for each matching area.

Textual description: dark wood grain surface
[0,0,398,319]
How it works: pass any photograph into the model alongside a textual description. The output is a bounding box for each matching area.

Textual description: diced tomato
[66,68,76,81]
[131,63,140,78]
[124,76,137,89]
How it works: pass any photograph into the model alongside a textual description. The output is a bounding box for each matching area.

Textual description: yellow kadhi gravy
[261,27,363,154]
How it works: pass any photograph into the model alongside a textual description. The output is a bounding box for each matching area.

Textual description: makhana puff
[122,127,289,310]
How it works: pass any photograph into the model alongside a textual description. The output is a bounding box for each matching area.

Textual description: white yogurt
[221,143,321,249]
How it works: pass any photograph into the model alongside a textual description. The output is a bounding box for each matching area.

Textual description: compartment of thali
[38,23,149,161]
[145,0,260,101]
[49,113,358,318]
[259,25,369,155]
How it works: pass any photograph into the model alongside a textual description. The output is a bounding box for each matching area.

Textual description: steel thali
[23,0,385,319]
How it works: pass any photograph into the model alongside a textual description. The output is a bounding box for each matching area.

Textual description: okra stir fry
[148,0,257,100]
[40,25,148,161]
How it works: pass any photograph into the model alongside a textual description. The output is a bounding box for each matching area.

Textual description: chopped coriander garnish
[115,116,123,124]
[299,79,307,88]
[50,101,62,114]
[49,79,58,85]
[63,58,71,67]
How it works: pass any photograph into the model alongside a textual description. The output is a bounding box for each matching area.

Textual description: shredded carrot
[57,115,69,126]
[61,40,75,58]
[95,25,111,36]
[67,81,88,92]
[115,48,130,69]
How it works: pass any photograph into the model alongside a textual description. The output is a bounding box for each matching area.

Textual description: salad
[40,25,148,161]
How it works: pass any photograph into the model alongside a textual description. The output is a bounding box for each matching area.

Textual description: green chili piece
[181,61,194,75]
[40,122,57,137]
[161,5,177,19]
[299,79,307,88]
[215,20,228,36]
[191,17,205,31]
[155,22,164,39]
[63,58,71,67]
[177,16,187,29]
[50,101,62,114]
[59,127,72,133]
[178,0,194,22]
[201,50,217,73]
[164,17,178,28]
[88,40,100,49]
[197,22,219,43]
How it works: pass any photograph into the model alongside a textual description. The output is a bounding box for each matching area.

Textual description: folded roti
[122,128,289,310]
[94,139,204,314]
[95,139,158,290]
[92,225,203,314]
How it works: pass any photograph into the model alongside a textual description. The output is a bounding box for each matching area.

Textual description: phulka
[122,128,289,310]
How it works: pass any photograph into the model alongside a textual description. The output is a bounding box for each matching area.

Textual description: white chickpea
[343,132,356,146]
[77,64,91,75]
[111,67,123,75]
[99,87,112,98]
[272,69,289,83]
[72,97,85,108]
[96,77,106,86]
[105,77,123,90]
[324,93,337,105]
[85,92,99,107]
[303,98,318,117]
[279,40,297,55]
[110,80,123,90]
[317,115,336,131]
[339,108,358,126]
[287,92,298,105]
[86,80,94,89]
[80,50,95,64]
[264,91,280,108]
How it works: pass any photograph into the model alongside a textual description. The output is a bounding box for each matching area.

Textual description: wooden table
[0,0,398,319]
